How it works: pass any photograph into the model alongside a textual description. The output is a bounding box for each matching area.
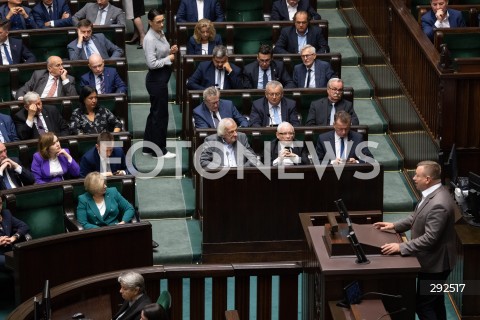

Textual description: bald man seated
[80,53,127,94]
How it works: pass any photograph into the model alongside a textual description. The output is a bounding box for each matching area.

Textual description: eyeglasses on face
[301,53,315,59]
[267,92,282,97]
[328,87,344,93]
[278,132,294,135]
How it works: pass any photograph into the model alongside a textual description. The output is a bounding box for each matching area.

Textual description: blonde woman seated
[77,172,135,229]
[186,18,223,55]
[31,132,80,184]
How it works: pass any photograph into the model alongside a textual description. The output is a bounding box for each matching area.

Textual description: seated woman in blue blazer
[186,18,223,55]
[77,171,135,229]
[31,132,80,184]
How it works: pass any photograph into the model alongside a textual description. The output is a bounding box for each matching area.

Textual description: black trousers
[416,270,451,320]
[143,67,172,156]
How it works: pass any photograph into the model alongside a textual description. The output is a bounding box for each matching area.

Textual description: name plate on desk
[324,223,403,257]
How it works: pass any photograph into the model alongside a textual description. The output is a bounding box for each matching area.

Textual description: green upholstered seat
[443,33,480,58]
[226,9,263,22]
[226,1,263,11]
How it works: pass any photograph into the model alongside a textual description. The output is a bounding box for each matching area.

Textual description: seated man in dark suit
[187,45,243,90]
[13,91,71,140]
[271,0,321,21]
[242,44,294,89]
[16,55,77,100]
[0,142,34,190]
[293,44,335,88]
[0,113,19,142]
[316,110,374,164]
[113,271,152,320]
[32,0,73,28]
[193,86,248,128]
[80,53,127,94]
[249,80,300,127]
[67,19,124,60]
[306,78,359,126]
[0,0,38,30]
[422,0,465,42]
[176,0,225,23]
[273,11,329,54]
[0,19,36,65]
[80,132,129,177]
[270,122,309,166]
[199,118,257,168]
[72,0,125,26]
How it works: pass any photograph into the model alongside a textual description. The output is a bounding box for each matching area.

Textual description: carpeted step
[341,66,373,98]
[320,9,349,37]
[390,131,440,170]
[355,98,388,134]
[369,134,403,171]
[150,218,202,264]
[317,0,338,9]
[128,103,182,139]
[383,171,417,212]
[329,37,361,66]
[378,96,424,132]
[137,177,195,219]
[128,70,176,103]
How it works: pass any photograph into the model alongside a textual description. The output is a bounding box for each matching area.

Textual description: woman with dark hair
[186,18,223,55]
[69,86,122,134]
[123,0,146,49]
[141,303,168,320]
[142,8,178,159]
[30,132,80,184]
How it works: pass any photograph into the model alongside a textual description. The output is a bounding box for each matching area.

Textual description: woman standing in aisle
[123,0,146,49]
[142,8,178,159]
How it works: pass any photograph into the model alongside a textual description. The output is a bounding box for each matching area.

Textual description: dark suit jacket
[395,186,457,273]
[13,104,71,140]
[15,69,78,100]
[306,98,359,126]
[31,148,80,184]
[193,99,248,128]
[315,130,373,162]
[273,25,329,54]
[293,59,335,88]
[270,138,309,165]
[0,209,29,254]
[67,33,124,60]
[270,0,321,21]
[421,8,466,42]
[176,0,225,22]
[186,34,223,55]
[72,3,126,26]
[79,146,128,177]
[186,60,243,90]
[0,157,35,190]
[112,294,151,320]
[0,4,38,30]
[76,187,135,229]
[32,0,73,28]
[0,37,36,65]
[0,113,19,142]
[199,132,257,168]
[80,67,127,94]
[249,97,300,127]
[242,60,294,89]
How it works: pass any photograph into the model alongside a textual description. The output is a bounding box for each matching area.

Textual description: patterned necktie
[262,70,268,89]
[329,103,336,125]
[85,40,93,58]
[3,43,13,65]
[272,105,281,125]
[48,5,53,20]
[3,173,13,189]
[305,68,312,88]
[36,115,47,135]
[212,111,219,128]
[47,77,58,97]
[98,74,105,94]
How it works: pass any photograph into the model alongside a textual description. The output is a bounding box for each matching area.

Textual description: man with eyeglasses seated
[273,11,329,54]
[242,44,294,89]
[193,86,248,128]
[306,78,359,126]
[293,44,335,88]
[316,111,373,165]
[249,80,300,127]
[270,122,309,166]
[199,118,257,169]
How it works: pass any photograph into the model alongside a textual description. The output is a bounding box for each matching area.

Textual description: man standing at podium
[373,160,456,320]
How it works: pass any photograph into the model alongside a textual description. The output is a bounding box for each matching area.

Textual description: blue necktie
[98,74,105,94]
[272,106,280,125]
[262,70,268,89]
[340,137,345,159]
[85,40,93,58]
[3,43,13,65]
[3,173,13,189]
[48,5,53,20]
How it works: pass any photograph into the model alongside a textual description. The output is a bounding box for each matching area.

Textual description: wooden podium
[303,226,420,320]
[329,299,391,320]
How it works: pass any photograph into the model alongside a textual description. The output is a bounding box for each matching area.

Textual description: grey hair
[277,122,293,133]
[212,45,228,58]
[300,44,316,55]
[217,118,235,136]
[23,91,41,105]
[327,78,343,87]
[265,80,283,91]
[118,271,145,293]
[203,86,220,100]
